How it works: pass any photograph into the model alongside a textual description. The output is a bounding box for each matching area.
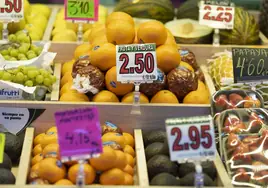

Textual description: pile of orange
[28,122,135,185]
[59,11,210,104]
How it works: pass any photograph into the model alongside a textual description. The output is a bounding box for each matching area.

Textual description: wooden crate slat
[42,7,59,41]
[50,62,61,101]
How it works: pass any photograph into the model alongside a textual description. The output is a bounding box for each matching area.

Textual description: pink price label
[54,107,102,161]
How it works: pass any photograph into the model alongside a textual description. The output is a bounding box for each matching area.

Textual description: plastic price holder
[165,115,216,188]
[54,107,102,187]
[0,0,24,41]
[116,43,158,115]
[199,0,235,46]
[64,0,99,43]
[0,133,5,163]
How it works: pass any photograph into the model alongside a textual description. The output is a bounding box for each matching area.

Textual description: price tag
[64,0,99,21]
[54,107,102,162]
[0,133,5,163]
[199,2,234,29]
[232,48,268,83]
[116,43,158,83]
[0,0,24,21]
[166,116,216,162]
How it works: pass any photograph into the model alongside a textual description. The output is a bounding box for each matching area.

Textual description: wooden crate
[15,127,148,187]
[42,7,59,42]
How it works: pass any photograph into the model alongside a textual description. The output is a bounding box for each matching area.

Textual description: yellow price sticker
[0,134,5,163]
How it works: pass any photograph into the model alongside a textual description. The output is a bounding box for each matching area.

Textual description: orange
[123,164,134,176]
[197,80,207,91]
[183,89,210,104]
[100,168,125,185]
[151,90,179,103]
[40,132,58,149]
[123,145,135,157]
[60,81,77,96]
[137,21,167,46]
[114,150,128,170]
[33,144,42,156]
[89,146,117,171]
[46,126,57,134]
[90,43,116,71]
[156,44,181,73]
[61,60,75,76]
[133,27,138,44]
[166,28,174,37]
[91,35,108,48]
[54,179,73,185]
[60,92,89,102]
[102,132,125,148]
[60,71,73,87]
[106,20,135,45]
[125,153,135,167]
[105,66,134,96]
[123,172,134,185]
[88,24,106,43]
[123,132,134,148]
[180,61,194,72]
[39,158,66,183]
[74,43,92,60]
[31,153,43,166]
[34,133,45,146]
[68,163,96,185]
[28,162,41,181]
[121,92,149,104]
[42,143,59,158]
[106,12,134,26]
[92,90,119,102]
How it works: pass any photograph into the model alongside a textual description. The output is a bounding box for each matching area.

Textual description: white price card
[166,116,216,162]
[199,2,234,29]
[0,0,24,21]
[116,43,158,83]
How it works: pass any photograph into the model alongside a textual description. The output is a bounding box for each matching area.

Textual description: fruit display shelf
[0,102,231,187]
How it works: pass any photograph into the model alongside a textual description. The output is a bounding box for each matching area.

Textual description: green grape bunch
[0,66,57,89]
[0,30,43,61]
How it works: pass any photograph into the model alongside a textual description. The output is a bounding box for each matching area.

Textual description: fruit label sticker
[0,133,5,163]
[166,115,216,162]
[54,107,102,162]
[64,0,99,21]
[0,0,24,21]
[199,1,234,29]
[116,43,158,83]
[232,48,268,83]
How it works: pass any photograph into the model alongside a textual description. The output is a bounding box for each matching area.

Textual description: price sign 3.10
[199,1,234,29]
[166,116,216,162]
[0,0,24,21]
[65,0,99,21]
[116,43,158,83]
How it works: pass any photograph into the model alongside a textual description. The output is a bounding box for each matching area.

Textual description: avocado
[145,142,169,161]
[4,132,23,163]
[0,153,12,170]
[150,172,180,186]
[143,130,166,147]
[178,161,217,179]
[0,168,15,184]
[147,154,178,179]
[180,172,215,186]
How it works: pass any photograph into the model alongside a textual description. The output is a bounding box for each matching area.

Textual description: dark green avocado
[4,132,23,163]
[180,172,215,186]
[145,142,169,161]
[147,154,178,179]
[150,172,180,186]
[0,153,12,170]
[0,168,15,184]
[143,130,166,147]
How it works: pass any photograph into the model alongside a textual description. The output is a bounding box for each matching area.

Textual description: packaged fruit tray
[223,131,268,188]
[16,126,149,187]
[217,108,268,157]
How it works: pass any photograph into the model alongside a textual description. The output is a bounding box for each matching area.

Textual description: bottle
[194,164,204,188]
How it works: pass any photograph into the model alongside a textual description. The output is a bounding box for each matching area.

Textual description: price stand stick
[2,22,9,41]
[0,133,5,163]
[116,43,158,115]
[64,0,99,43]
[165,116,216,187]
[54,107,102,188]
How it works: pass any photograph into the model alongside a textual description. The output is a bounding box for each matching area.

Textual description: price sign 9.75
[0,0,24,20]
[116,43,158,83]
[166,116,216,162]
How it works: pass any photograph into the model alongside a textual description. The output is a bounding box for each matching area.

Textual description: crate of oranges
[16,122,149,186]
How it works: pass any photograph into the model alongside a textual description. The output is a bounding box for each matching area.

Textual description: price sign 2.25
[116,43,158,83]
[65,0,99,21]
[166,116,216,162]
[0,0,24,20]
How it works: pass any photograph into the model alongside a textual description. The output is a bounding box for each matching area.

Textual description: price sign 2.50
[0,0,24,20]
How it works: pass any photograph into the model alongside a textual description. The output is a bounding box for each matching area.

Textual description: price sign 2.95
[116,43,158,83]
[166,116,216,162]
